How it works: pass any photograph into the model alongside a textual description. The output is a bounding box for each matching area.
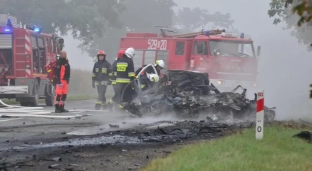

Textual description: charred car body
[122,69,276,122]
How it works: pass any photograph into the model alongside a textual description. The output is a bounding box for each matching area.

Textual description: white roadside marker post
[256,90,264,140]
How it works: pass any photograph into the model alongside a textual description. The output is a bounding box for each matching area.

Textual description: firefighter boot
[55,104,62,113]
[95,102,102,110]
[101,103,107,110]
[60,104,69,113]
[107,100,115,111]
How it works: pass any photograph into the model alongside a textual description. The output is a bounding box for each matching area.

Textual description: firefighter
[54,50,70,113]
[135,59,165,76]
[114,47,136,108]
[92,50,112,110]
[107,49,125,110]
[137,72,160,92]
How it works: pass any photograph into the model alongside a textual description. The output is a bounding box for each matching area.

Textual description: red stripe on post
[256,98,264,112]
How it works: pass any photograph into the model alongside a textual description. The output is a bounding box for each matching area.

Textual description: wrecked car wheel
[265,109,275,122]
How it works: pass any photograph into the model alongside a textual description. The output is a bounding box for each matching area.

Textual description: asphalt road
[0,99,186,151]
[0,99,137,150]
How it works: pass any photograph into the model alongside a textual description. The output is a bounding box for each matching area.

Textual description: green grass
[141,123,312,171]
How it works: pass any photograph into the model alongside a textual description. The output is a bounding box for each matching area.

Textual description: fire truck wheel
[45,84,55,106]
[29,81,39,107]
[20,102,31,106]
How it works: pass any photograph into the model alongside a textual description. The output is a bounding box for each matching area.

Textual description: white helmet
[155,60,165,68]
[125,47,135,58]
[146,73,159,82]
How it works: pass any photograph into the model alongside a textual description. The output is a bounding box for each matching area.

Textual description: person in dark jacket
[54,50,70,113]
[114,47,135,109]
[92,50,112,110]
[107,49,125,111]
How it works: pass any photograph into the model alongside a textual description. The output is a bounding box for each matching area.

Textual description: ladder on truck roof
[171,29,226,38]
[0,14,18,27]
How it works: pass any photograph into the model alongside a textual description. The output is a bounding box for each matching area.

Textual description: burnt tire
[45,84,55,106]
[265,110,276,122]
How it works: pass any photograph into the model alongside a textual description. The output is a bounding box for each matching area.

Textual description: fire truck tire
[20,102,31,106]
[29,81,39,107]
[45,84,54,106]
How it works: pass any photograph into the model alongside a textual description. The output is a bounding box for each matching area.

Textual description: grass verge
[141,122,312,171]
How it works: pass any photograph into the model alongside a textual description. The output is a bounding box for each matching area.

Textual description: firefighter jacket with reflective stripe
[114,55,135,84]
[92,59,112,83]
[110,58,118,85]
[55,58,70,84]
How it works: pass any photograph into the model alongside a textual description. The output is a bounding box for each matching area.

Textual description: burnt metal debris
[293,131,312,143]
[122,70,276,122]
[136,120,253,143]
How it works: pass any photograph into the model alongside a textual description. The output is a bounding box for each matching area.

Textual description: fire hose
[0,99,92,119]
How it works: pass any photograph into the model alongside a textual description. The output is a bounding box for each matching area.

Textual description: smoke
[174,0,312,121]
[61,0,312,121]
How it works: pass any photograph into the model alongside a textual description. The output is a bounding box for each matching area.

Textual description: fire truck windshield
[209,40,254,58]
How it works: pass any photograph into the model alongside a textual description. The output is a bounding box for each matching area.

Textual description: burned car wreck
[122,70,276,122]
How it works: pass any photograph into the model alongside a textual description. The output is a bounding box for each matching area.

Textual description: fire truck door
[169,41,187,70]
[191,41,209,71]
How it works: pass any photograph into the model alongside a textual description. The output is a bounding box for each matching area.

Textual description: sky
[63,0,312,120]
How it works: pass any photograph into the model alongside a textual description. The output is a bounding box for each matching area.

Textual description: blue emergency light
[240,33,244,38]
[26,24,42,34]
[205,30,210,36]
[33,26,42,33]
[4,28,11,32]
[34,27,40,32]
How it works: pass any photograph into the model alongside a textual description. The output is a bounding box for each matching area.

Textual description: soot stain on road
[0,120,253,170]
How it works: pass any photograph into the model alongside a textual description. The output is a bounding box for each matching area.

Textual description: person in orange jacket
[54,50,70,113]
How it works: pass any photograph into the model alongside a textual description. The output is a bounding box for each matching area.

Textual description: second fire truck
[119,28,261,98]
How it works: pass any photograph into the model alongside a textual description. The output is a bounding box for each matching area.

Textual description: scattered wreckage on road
[121,68,276,122]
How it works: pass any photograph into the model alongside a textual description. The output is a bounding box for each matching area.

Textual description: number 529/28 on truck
[0,15,64,106]
[119,28,262,97]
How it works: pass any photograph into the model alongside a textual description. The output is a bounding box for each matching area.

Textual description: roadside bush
[68,68,114,98]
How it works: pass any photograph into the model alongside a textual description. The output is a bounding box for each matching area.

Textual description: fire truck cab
[0,15,64,106]
[119,28,261,97]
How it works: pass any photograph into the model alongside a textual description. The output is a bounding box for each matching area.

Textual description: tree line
[0,0,233,59]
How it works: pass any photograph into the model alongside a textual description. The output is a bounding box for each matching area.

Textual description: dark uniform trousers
[92,59,112,109]
[114,56,135,108]
[96,82,107,104]
[109,59,118,104]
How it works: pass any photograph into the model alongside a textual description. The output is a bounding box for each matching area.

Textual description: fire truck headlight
[26,64,30,69]
[217,80,222,85]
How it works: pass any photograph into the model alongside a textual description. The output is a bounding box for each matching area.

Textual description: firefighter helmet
[146,73,159,82]
[155,60,165,68]
[117,49,125,59]
[97,50,106,56]
[125,47,135,58]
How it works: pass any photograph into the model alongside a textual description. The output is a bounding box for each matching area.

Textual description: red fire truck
[119,28,261,97]
[0,15,64,106]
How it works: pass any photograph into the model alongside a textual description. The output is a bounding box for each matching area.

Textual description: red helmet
[117,49,125,59]
[97,50,106,56]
